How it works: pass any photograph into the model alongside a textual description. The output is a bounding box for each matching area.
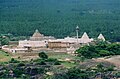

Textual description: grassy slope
[0,50,11,62]
[47,52,80,68]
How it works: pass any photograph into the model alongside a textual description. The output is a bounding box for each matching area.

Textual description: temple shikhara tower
[30,29,55,41]
[98,33,105,41]
[80,32,92,43]
[30,29,44,41]
[18,29,55,48]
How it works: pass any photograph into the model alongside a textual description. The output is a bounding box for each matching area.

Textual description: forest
[0,0,120,42]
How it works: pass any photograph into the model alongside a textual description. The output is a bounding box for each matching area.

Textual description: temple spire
[98,34,105,41]
[32,29,42,37]
[81,32,91,43]
[35,29,39,33]
[81,32,89,39]
[29,29,44,41]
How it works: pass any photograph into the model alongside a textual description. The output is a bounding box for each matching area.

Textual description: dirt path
[95,55,120,69]
[105,56,120,68]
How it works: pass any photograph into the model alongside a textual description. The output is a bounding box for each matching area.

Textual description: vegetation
[38,52,48,60]
[0,50,11,62]
[0,51,64,78]
[9,58,20,63]
[76,43,120,58]
[51,63,117,79]
[0,0,120,42]
[0,36,9,45]
[0,44,120,78]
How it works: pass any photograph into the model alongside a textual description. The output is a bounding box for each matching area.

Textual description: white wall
[18,40,47,47]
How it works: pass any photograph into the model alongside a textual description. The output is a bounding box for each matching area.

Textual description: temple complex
[2,28,106,54]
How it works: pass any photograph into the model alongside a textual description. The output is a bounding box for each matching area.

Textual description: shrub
[13,69,24,77]
[46,58,57,62]
[99,50,110,56]
[106,66,114,71]
[46,58,61,65]
[38,52,48,60]
[54,61,61,65]
[37,60,46,65]
[9,58,20,63]
[38,68,45,74]
[17,63,25,67]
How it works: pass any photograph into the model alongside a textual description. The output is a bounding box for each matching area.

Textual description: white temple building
[18,30,95,48]
[98,33,105,41]
[18,29,55,48]
[80,32,93,43]
[48,32,93,44]
[18,40,47,48]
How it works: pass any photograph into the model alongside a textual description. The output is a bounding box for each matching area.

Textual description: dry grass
[0,50,11,62]
[105,55,120,68]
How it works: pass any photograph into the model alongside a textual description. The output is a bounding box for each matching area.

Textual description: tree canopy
[76,43,120,59]
[38,52,48,60]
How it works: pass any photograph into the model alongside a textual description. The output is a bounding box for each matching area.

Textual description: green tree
[13,68,24,77]
[0,37,9,45]
[99,50,110,56]
[38,52,48,60]
[9,58,19,63]
[67,68,88,79]
[77,43,120,59]
[80,56,85,62]
[96,63,104,72]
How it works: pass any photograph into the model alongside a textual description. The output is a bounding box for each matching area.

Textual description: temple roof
[32,29,43,37]
[81,32,90,40]
[98,34,105,41]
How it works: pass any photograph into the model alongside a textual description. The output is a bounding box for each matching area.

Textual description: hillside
[0,0,120,42]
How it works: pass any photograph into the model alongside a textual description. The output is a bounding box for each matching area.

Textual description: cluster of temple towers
[2,26,106,53]
[18,26,105,48]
